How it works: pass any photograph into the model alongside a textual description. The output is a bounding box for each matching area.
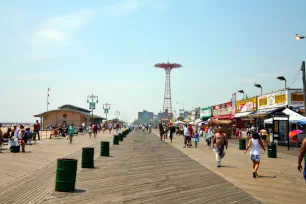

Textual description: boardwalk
[41,131,259,204]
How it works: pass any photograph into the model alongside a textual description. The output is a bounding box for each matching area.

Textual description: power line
[289,67,301,88]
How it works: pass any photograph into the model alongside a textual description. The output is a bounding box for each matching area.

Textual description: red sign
[212,102,232,116]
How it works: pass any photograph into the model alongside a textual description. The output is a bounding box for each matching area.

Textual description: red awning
[211,115,233,120]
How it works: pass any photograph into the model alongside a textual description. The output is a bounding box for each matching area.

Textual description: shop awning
[211,115,233,120]
[234,112,251,118]
[264,108,306,124]
[248,107,285,118]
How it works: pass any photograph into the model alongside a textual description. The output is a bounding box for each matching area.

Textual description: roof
[34,109,104,120]
[58,104,91,113]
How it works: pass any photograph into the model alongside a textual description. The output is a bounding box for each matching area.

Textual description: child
[194,131,199,148]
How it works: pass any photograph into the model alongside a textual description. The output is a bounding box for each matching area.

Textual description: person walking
[194,131,199,148]
[0,123,3,153]
[109,123,113,134]
[260,127,268,145]
[158,123,164,142]
[169,123,175,143]
[212,126,228,167]
[205,126,213,148]
[93,124,98,138]
[87,124,93,138]
[68,124,75,144]
[298,137,306,181]
[183,123,191,148]
[34,120,41,140]
[244,132,266,178]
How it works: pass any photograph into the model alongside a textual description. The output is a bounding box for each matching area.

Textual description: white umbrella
[175,121,184,124]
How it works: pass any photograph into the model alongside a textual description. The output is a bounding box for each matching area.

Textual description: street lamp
[238,90,245,99]
[277,76,287,89]
[295,34,305,40]
[87,94,98,123]
[254,83,262,95]
[103,102,111,124]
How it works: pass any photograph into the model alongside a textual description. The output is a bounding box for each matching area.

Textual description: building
[138,110,154,120]
[34,104,104,128]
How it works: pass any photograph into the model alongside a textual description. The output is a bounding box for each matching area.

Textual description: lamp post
[277,76,287,89]
[114,111,120,122]
[87,94,98,124]
[238,90,245,99]
[254,83,262,95]
[103,102,111,124]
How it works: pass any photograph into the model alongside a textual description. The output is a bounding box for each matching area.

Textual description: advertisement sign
[258,90,287,109]
[200,107,212,118]
[288,89,304,107]
[89,102,96,109]
[236,97,257,113]
[231,93,236,115]
[212,102,232,116]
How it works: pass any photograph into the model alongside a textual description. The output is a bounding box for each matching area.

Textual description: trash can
[81,147,94,168]
[239,139,246,150]
[100,141,110,156]
[113,135,119,145]
[10,145,20,153]
[304,153,306,163]
[55,158,78,192]
[268,143,277,158]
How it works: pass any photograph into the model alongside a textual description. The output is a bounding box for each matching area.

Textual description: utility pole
[103,103,111,123]
[301,61,306,116]
[47,87,50,111]
[87,94,99,124]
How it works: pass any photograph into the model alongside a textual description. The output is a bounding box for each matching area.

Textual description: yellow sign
[259,97,267,107]
[275,94,286,104]
[236,97,257,113]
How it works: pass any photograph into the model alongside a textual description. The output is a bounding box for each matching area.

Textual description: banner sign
[212,102,232,116]
[231,93,236,115]
[288,89,304,107]
[89,102,96,110]
[258,90,287,109]
[236,97,257,113]
[200,107,212,118]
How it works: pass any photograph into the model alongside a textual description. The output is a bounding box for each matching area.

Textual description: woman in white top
[183,124,190,148]
[244,132,266,178]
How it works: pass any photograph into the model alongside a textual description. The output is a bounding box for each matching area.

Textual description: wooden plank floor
[41,131,260,204]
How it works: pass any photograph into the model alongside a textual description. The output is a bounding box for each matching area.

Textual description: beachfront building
[34,104,104,128]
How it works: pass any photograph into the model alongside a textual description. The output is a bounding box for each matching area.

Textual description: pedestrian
[244,132,266,178]
[34,120,41,140]
[188,123,193,147]
[205,126,213,148]
[116,123,120,133]
[93,124,98,138]
[260,127,268,145]
[158,123,164,142]
[169,123,175,143]
[109,123,113,134]
[164,126,168,140]
[183,123,191,148]
[68,124,75,144]
[0,123,3,153]
[298,137,306,181]
[87,124,93,138]
[194,131,199,148]
[212,126,228,168]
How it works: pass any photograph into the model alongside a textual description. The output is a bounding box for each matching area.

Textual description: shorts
[194,138,199,142]
[184,136,191,144]
[250,154,260,162]
[304,163,306,181]
[69,134,74,137]
[261,135,267,140]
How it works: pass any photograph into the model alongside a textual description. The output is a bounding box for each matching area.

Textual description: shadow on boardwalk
[41,131,260,204]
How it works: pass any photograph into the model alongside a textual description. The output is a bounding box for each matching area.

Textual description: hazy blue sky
[1,0,306,123]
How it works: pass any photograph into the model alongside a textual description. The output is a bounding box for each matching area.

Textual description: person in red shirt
[34,120,41,140]
[116,123,120,133]
[93,124,98,138]
[188,123,194,147]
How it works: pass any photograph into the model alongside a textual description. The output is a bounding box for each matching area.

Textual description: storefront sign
[257,90,287,109]
[200,107,212,118]
[288,89,304,107]
[212,102,232,116]
[231,93,236,115]
[236,97,257,113]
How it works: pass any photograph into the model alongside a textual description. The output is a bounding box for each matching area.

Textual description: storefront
[200,106,212,121]
[234,97,257,128]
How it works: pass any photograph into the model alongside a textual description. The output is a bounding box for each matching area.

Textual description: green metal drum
[81,147,94,168]
[101,141,110,156]
[55,158,78,192]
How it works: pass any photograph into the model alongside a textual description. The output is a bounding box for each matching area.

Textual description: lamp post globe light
[254,83,262,95]
[277,76,287,89]
[103,103,111,123]
[87,94,99,123]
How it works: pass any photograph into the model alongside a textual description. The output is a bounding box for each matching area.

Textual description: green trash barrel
[268,143,277,158]
[82,147,94,168]
[239,139,246,150]
[113,135,119,145]
[55,158,78,192]
[304,153,306,163]
[101,141,110,156]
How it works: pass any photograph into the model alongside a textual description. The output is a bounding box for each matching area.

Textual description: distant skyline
[1,0,306,123]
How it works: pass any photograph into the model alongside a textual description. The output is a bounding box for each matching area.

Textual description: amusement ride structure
[155,61,182,122]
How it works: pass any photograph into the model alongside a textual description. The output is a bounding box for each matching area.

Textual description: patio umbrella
[289,130,303,137]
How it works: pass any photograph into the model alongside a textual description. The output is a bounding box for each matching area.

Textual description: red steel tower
[155,61,182,120]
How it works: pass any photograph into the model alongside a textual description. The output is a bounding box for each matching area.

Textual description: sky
[1,0,306,123]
